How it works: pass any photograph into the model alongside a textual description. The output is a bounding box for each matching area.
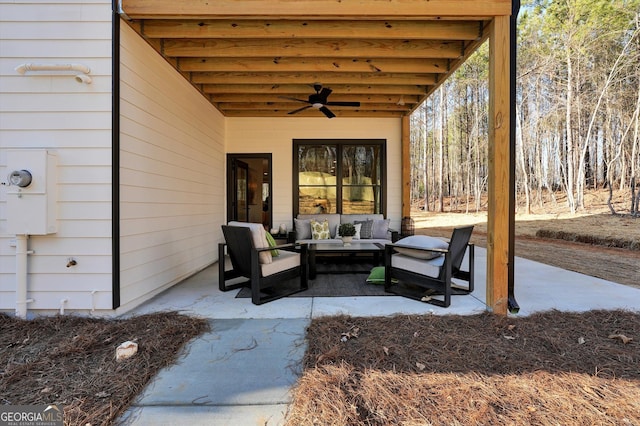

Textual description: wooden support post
[487,15,512,315]
[401,115,411,218]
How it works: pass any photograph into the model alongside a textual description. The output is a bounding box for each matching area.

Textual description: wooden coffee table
[308,241,386,279]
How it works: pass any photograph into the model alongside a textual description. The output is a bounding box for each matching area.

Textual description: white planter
[341,236,353,245]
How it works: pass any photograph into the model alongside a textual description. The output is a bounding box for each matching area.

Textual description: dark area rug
[235,261,391,298]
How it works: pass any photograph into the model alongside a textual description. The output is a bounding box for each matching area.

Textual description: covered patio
[119,0,519,314]
[131,246,640,319]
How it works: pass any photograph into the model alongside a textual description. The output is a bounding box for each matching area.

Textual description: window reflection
[295,141,385,215]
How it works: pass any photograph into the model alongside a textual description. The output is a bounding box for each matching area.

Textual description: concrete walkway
[119,246,640,425]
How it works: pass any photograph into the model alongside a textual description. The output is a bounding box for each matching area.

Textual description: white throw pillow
[394,235,448,260]
[228,221,272,264]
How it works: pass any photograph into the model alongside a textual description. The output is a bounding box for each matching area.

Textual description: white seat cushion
[261,250,300,277]
[393,235,449,260]
[391,253,443,278]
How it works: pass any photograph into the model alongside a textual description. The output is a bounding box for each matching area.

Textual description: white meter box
[6,149,58,235]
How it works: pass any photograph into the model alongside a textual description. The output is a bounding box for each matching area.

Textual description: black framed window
[293,139,386,216]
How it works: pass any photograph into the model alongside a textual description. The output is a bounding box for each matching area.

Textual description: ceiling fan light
[312,103,323,109]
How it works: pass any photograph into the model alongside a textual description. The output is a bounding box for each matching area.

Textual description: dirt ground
[410,189,640,289]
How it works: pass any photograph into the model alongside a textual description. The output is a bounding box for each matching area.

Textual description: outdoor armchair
[219,222,308,305]
[384,226,474,308]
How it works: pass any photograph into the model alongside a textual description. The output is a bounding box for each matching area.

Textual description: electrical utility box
[5,149,58,235]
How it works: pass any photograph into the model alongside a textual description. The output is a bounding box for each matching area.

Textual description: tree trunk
[565,51,577,214]
[422,105,429,211]
[437,87,444,212]
[516,104,531,214]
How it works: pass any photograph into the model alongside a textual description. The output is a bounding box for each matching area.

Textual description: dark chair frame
[384,226,475,308]
[218,225,308,305]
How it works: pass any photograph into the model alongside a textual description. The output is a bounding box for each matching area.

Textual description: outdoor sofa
[289,213,399,244]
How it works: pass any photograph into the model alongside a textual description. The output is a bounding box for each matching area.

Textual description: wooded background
[410,0,640,215]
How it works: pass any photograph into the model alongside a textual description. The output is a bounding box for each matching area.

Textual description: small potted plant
[338,223,356,245]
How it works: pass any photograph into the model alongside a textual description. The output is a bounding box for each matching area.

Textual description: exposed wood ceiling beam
[178,57,450,74]
[201,84,428,96]
[191,72,437,86]
[222,110,407,118]
[141,20,484,40]
[208,93,421,104]
[120,0,511,19]
[217,103,411,111]
[162,39,466,59]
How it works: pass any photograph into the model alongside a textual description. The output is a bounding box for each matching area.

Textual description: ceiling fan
[280,84,360,118]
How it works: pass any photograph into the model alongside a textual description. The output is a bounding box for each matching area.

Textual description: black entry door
[230,159,249,222]
[227,154,272,227]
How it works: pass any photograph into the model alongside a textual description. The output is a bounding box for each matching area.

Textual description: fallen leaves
[608,334,633,344]
[315,345,340,365]
[341,326,360,342]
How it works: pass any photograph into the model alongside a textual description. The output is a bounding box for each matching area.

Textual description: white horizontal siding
[0,0,113,315]
[0,255,112,281]
[0,1,110,22]
[0,21,113,39]
[118,22,226,312]
[226,117,403,231]
[0,112,110,130]
[2,291,113,314]
[0,92,113,112]
[2,290,113,313]
[0,130,112,148]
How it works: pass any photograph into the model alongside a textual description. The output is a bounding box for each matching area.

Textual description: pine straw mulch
[0,312,209,426]
[285,310,640,426]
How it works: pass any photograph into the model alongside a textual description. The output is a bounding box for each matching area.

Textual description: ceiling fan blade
[319,87,332,101]
[279,96,310,103]
[326,101,361,107]
[288,105,313,115]
[319,106,336,119]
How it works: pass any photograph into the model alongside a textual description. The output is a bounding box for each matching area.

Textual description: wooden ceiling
[119,0,511,118]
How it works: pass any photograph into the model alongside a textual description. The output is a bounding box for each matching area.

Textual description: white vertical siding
[118,23,226,312]
[226,118,403,231]
[0,1,113,314]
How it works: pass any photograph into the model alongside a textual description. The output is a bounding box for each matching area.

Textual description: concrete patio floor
[119,246,640,425]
